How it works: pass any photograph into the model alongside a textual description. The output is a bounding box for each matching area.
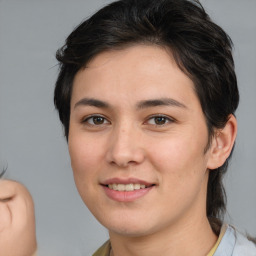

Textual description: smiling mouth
[105,183,155,192]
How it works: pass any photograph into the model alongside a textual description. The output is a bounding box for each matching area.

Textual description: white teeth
[117,184,125,191]
[107,183,149,191]
[125,184,134,191]
[134,184,141,190]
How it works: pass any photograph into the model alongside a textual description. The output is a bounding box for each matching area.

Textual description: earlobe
[207,114,237,170]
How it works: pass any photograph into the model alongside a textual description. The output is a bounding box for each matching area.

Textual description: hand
[0,180,37,256]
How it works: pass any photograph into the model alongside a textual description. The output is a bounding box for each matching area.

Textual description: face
[69,45,214,237]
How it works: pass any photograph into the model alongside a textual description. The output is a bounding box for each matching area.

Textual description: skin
[68,45,237,256]
[0,180,37,256]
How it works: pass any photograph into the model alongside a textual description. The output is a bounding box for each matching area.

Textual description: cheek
[151,136,204,166]
[148,131,208,184]
[68,134,102,194]
[69,132,103,170]
[148,135,209,214]
[68,136,100,206]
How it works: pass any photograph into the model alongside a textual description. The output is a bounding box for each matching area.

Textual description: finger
[0,180,37,256]
[0,202,12,232]
[0,180,16,232]
[0,180,17,200]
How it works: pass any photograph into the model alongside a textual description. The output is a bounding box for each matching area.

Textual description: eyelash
[82,115,110,126]
[81,114,175,127]
[145,115,175,127]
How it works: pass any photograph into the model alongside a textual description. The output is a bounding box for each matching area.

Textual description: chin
[109,225,152,238]
[99,214,156,237]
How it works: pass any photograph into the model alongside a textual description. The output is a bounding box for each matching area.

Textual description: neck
[109,215,217,256]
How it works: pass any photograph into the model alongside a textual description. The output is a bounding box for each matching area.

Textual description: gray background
[0,0,255,255]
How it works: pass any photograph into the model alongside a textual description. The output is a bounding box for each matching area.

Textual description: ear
[207,114,237,170]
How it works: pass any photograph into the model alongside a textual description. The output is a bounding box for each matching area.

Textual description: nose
[105,125,145,168]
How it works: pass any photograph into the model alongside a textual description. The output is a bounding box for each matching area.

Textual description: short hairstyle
[54,0,239,231]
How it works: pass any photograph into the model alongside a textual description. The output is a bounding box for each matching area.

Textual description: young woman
[54,0,256,255]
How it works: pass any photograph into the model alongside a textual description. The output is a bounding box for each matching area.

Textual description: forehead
[71,45,199,109]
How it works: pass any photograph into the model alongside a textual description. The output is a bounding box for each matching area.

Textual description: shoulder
[232,227,256,256]
[214,225,256,256]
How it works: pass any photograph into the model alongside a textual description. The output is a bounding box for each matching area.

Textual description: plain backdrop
[0,0,255,255]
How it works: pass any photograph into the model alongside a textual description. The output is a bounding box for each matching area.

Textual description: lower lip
[102,186,154,202]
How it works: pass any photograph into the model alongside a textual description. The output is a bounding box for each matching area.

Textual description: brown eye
[154,117,167,125]
[92,116,105,125]
[147,115,174,126]
[83,115,110,126]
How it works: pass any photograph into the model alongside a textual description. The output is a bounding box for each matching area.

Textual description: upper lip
[101,178,154,186]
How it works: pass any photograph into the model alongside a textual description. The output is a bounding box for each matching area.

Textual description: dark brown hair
[54,0,239,228]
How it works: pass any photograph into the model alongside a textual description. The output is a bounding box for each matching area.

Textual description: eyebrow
[74,97,187,110]
[136,98,187,109]
[74,98,110,109]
